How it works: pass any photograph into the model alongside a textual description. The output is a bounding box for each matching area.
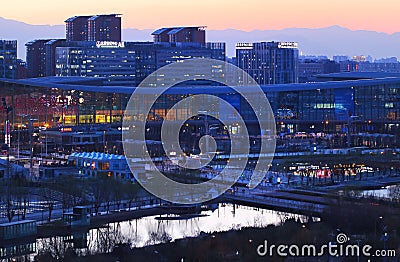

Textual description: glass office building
[55,41,225,86]
[0,74,399,135]
[0,40,17,79]
[236,42,299,85]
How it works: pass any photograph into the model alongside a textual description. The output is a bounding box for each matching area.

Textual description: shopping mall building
[0,72,400,153]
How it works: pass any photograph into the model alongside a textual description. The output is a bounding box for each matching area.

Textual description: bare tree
[388,185,400,200]
[39,187,56,222]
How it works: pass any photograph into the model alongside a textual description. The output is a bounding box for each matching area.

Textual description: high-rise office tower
[236,41,299,85]
[45,39,66,76]
[56,41,140,86]
[87,14,122,42]
[152,26,206,45]
[65,16,92,42]
[55,40,225,86]
[26,39,48,78]
[65,14,122,42]
[0,40,17,79]
[26,14,121,78]
[26,39,65,78]
[55,26,225,86]
[16,59,27,79]
[298,58,340,83]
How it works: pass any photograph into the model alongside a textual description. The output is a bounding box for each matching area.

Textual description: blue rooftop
[167,27,185,35]
[2,74,400,95]
[152,28,171,35]
[317,72,400,80]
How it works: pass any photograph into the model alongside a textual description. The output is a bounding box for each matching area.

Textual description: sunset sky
[2,0,400,33]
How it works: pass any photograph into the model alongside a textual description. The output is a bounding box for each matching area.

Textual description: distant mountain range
[1,16,399,60]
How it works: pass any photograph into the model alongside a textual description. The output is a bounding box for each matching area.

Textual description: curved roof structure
[2,74,400,95]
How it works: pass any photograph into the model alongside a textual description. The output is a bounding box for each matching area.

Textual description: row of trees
[0,175,143,223]
[0,178,30,222]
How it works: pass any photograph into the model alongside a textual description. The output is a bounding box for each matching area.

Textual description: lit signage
[15,95,82,109]
[96,41,125,48]
[236,43,253,49]
[278,42,298,49]
[385,102,394,109]
[60,127,73,132]
[314,103,336,109]
[313,103,345,110]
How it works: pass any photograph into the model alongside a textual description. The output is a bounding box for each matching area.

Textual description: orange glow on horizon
[1,0,399,34]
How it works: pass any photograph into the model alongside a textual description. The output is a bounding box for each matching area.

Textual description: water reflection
[89,203,314,248]
[0,239,36,260]
[354,185,400,198]
[34,203,317,260]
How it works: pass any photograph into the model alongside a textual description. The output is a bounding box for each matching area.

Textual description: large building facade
[27,14,122,79]
[236,42,299,85]
[55,33,225,86]
[152,27,206,45]
[28,23,225,86]
[55,41,148,86]
[298,58,340,83]
[0,40,17,79]
[0,73,400,157]
[65,16,92,42]
[87,15,122,42]
[26,40,48,78]
[1,73,400,144]
[65,14,121,42]
[45,39,67,77]
[26,39,66,78]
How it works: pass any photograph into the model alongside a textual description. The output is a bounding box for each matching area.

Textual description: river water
[355,185,399,198]
[32,203,318,259]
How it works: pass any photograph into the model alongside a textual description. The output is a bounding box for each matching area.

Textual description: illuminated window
[100,162,110,170]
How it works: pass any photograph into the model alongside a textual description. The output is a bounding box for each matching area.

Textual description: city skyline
[3,17,400,60]
[1,2,400,260]
[1,0,400,34]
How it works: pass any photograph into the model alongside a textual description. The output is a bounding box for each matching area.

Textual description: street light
[347,115,359,148]
[17,117,23,160]
[18,115,38,178]
[0,56,6,78]
[2,98,12,178]
[381,232,389,252]
[343,107,360,148]
[17,114,30,160]
[2,98,12,147]
[375,216,383,238]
